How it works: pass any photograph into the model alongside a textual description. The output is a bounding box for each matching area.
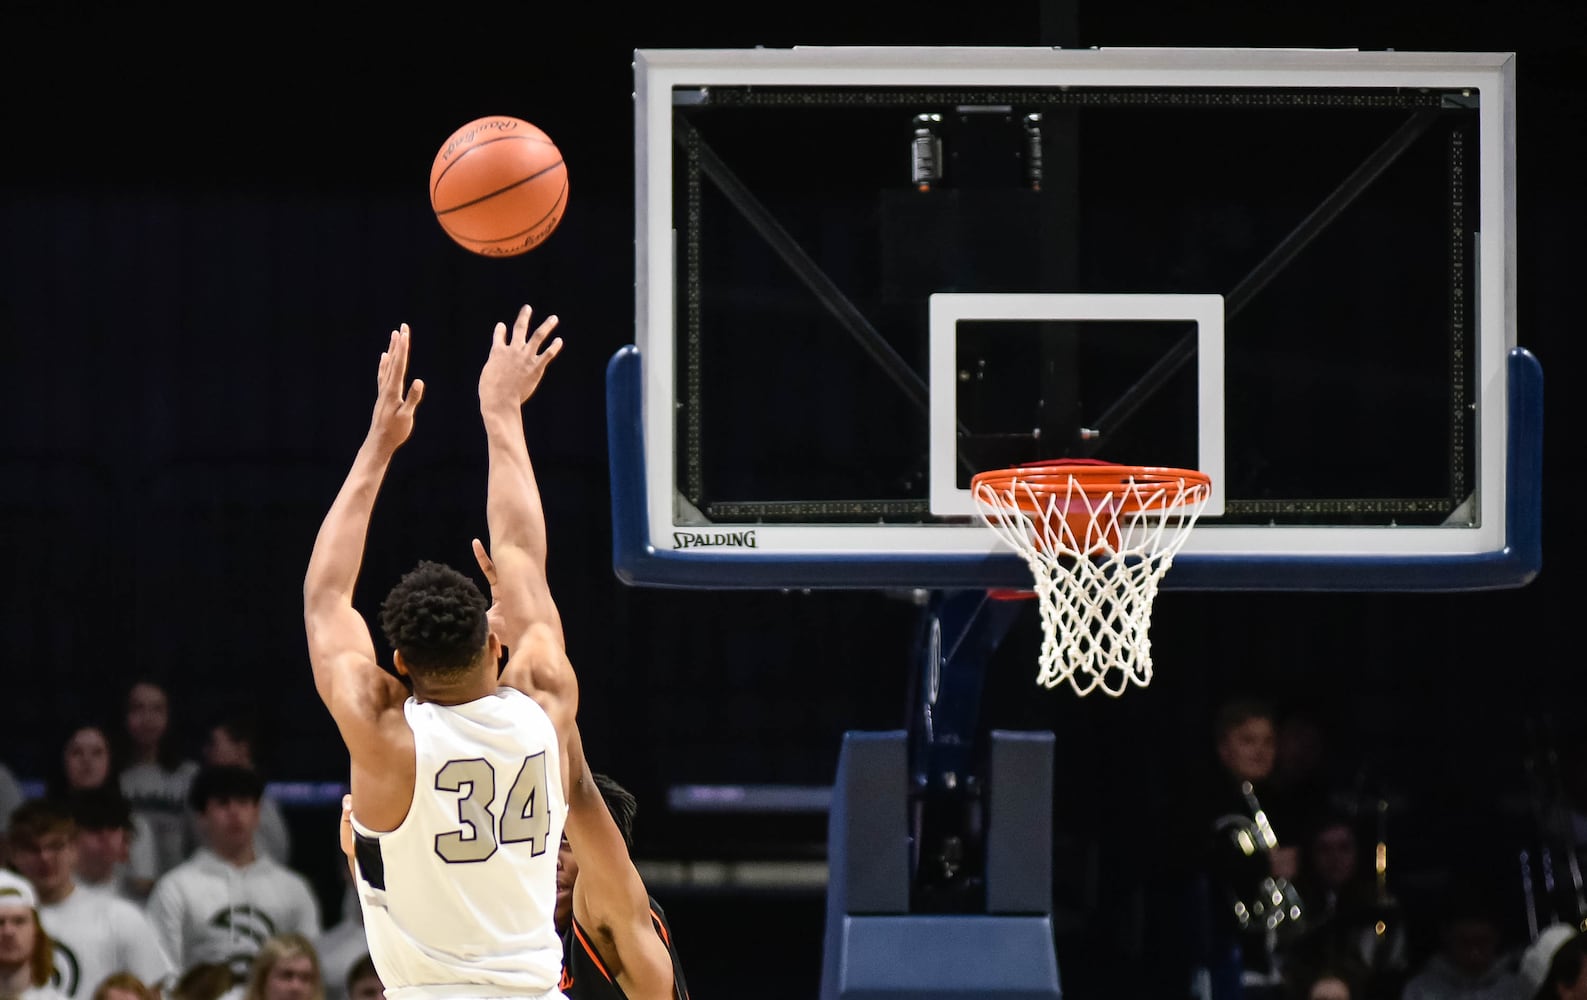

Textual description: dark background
[1,3,1581,998]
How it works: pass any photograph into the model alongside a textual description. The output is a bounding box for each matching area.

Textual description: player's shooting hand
[370,324,425,451]
[479,304,561,413]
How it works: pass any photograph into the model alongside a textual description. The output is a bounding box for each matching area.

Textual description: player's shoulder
[347,686,417,752]
[503,626,575,687]
[340,667,414,718]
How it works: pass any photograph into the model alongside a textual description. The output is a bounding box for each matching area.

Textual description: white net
[972,468,1211,696]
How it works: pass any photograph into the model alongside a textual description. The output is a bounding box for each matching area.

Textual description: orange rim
[971,459,1210,514]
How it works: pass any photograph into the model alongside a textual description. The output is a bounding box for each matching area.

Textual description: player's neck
[412,670,497,706]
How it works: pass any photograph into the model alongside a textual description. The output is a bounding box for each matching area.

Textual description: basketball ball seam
[447,178,568,245]
[435,163,565,219]
[431,135,562,209]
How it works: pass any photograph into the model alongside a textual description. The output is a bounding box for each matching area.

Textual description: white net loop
[973,469,1211,697]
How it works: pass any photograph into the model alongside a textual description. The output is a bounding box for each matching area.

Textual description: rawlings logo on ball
[437,117,528,164]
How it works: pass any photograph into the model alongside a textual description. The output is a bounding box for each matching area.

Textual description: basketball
[429,115,569,257]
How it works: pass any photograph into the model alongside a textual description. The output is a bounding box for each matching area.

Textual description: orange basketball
[429,115,568,257]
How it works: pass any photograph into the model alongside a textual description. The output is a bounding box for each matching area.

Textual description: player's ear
[391,650,411,678]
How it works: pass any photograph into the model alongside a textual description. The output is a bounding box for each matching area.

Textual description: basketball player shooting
[304,304,576,1000]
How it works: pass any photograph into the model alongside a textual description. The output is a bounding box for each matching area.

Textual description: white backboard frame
[627,46,1520,573]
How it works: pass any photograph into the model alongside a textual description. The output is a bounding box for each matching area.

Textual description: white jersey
[143,847,322,975]
[40,884,175,997]
[351,688,566,1000]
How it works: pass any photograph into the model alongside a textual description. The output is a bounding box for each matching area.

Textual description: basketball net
[971,461,1212,697]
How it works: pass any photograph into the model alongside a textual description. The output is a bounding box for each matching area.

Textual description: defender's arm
[565,729,678,1000]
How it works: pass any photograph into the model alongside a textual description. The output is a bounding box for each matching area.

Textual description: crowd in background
[6,677,1587,1000]
[1179,696,1587,1000]
[0,680,378,1000]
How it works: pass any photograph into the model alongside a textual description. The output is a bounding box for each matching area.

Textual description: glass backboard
[610,46,1540,591]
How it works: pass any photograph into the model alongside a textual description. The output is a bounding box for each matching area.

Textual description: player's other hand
[471,537,510,658]
[339,793,356,874]
[370,324,425,450]
[479,304,561,412]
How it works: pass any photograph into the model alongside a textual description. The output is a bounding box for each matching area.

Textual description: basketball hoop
[971,459,1212,697]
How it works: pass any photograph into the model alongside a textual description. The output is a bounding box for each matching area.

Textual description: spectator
[200,710,290,865]
[88,971,158,1000]
[168,963,237,1000]
[47,724,158,901]
[1284,813,1408,1000]
[237,933,323,1000]
[1519,925,1581,1000]
[1297,966,1363,1000]
[1399,887,1521,1000]
[47,723,119,801]
[1268,706,1353,840]
[1200,696,1307,999]
[5,797,175,998]
[343,954,382,1000]
[144,766,320,979]
[65,786,153,903]
[0,869,68,1000]
[117,679,201,880]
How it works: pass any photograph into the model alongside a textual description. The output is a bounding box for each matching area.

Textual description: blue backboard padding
[822,915,1062,1000]
[607,345,1542,592]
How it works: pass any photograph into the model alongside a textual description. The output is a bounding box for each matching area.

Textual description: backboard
[609,46,1541,592]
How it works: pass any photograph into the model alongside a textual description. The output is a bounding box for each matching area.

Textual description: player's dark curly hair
[594,773,639,851]
[379,560,489,680]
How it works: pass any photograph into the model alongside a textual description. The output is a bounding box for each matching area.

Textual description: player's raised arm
[304,325,423,732]
[476,305,577,772]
